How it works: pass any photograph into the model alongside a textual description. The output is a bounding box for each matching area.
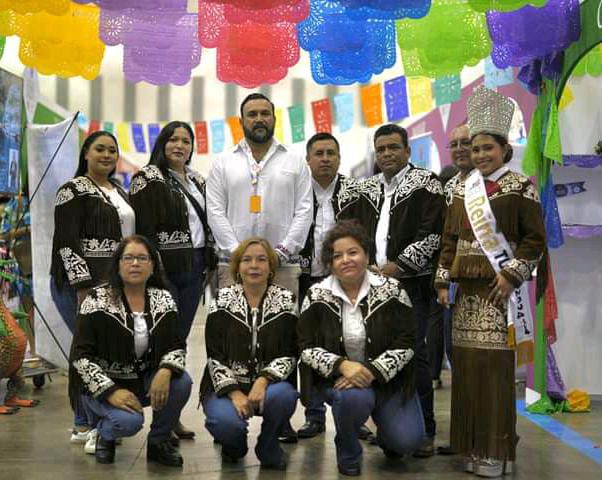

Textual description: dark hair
[148,121,195,174]
[306,132,340,156]
[439,165,460,186]
[75,131,119,178]
[108,235,169,292]
[240,93,275,118]
[471,132,513,163]
[321,220,372,271]
[374,124,409,148]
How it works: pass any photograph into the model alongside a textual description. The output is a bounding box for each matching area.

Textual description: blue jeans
[167,248,205,340]
[82,370,192,444]
[321,387,425,468]
[202,382,298,465]
[304,388,327,425]
[49,278,77,334]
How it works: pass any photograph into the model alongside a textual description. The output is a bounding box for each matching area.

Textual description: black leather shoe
[358,425,373,441]
[278,422,298,444]
[261,459,287,470]
[147,440,183,467]
[297,421,326,439]
[95,435,116,464]
[169,431,180,447]
[413,437,435,458]
[338,463,361,476]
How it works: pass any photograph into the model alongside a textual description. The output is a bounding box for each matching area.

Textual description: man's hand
[247,377,269,414]
[338,360,375,389]
[380,262,401,278]
[148,368,172,411]
[488,273,514,306]
[437,288,450,309]
[107,388,143,414]
[228,390,252,419]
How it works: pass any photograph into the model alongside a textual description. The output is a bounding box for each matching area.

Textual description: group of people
[50,87,546,477]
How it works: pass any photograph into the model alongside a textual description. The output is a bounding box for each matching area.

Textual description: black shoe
[338,463,361,476]
[358,425,373,441]
[436,445,456,455]
[221,451,239,464]
[95,435,116,464]
[278,423,298,444]
[261,459,287,470]
[413,437,435,458]
[297,421,326,439]
[382,448,403,460]
[169,431,180,447]
[147,440,183,467]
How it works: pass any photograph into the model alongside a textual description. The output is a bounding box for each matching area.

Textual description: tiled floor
[1,308,601,479]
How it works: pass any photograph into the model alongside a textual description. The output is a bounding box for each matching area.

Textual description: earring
[236,273,242,283]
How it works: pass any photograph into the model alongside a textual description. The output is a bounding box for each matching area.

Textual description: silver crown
[467,85,515,139]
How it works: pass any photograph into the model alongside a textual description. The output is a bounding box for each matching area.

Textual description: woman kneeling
[299,220,425,476]
[200,237,298,469]
[69,235,192,467]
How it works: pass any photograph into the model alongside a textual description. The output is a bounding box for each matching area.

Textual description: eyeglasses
[121,254,151,264]
[447,139,471,150]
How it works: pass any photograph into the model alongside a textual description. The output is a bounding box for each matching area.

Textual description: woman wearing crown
[434,86,546,478]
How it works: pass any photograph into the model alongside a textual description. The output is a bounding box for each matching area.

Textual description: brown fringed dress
[434,168,546,461]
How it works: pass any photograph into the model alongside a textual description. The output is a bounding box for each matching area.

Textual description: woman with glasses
[200,237,298,470]
[69,235,192,467]
[50,130,135,446]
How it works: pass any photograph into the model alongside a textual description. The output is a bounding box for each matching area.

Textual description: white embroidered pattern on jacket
[371,348,414,382]
[301,347,341,378]
[391,169,443,208]
[523,183,540,203]
[302,286,341,317]
[211,284,249,329]
[72,176,102,197]
[357,177,382,211]
[435,267,451,284]
[504,258,534,283]
[55,186,75,206]
[444,173,462,206]
[159,349,186,372]
[129,176,147,195]
[207,358,238,393]
[335,176,362,213]
[231,361,252,384]
[79,286,130,332]
[260,285,295,326]
[399,233,441,271]
[157,230,191,249]
[81,238,119,258]
[148,288,178,326]
[73,357,115,398]
[96,359,138,380]
[365,277,412,317]
[262,356,296,380]
[59,247,92,284]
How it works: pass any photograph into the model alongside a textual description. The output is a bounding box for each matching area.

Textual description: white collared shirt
[170,167,206,248]
[318,272,384,362]
[375,165,411,266]
[311,177,337,277]
[206,138,313,257]
[100,186,136,238]
[484,165,509,183]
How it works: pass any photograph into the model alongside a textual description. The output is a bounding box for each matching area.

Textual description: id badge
[250,195,262,213]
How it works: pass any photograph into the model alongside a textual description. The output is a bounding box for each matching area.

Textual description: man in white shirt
[206,93,313,298]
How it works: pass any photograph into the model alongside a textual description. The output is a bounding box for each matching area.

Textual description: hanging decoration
[467,0,548,12]
[407,76,433,115]
[0,0,71,15]
[288,105,306,143]
[194,121,209,154]
[197,0,307,87]
[298,0,401,85]
[333,93,355,133]
[487,0,581,69]
[433,74,461,106]
[484,56,514,88]
[384,76,409,122]
[311,98,332,133]
[0,3,105,79]
[360,84,383,127]
[396,0,492,78]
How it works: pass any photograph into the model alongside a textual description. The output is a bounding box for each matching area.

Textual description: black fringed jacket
[298,274,416,405]
[355,165,445,287]
[69,285,186,405]
[199,283,298,400]
[129,165,216,274]
[51,176,130,290]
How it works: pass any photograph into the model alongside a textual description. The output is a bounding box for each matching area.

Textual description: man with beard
[207,93,312,298]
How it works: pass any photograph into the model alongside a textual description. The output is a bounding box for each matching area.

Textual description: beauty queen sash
[464,170,534,365]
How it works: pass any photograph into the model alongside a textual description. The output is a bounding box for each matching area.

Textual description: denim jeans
[167,248,206,341]
[320,387,425,468]
[202,382,298,465]
[82,370,192,444]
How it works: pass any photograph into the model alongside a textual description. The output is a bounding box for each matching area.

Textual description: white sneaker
[84,429,98,454]
[464,455,478,473]
[70,428,90,444]
[475,458,504,478]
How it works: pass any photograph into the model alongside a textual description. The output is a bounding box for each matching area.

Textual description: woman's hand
[338,360,375,389]
[107,388,143,414]
[437,288,450,309]
[149,368,172,411]
[228,390,252,419]
[488,273,515,306]
[247,377,269,414]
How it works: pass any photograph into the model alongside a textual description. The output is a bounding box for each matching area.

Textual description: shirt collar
[312,175,338,197]
[484,166,509,182]
[319,271,385,306]
[379,163,411,188]
[235,137,289,155]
